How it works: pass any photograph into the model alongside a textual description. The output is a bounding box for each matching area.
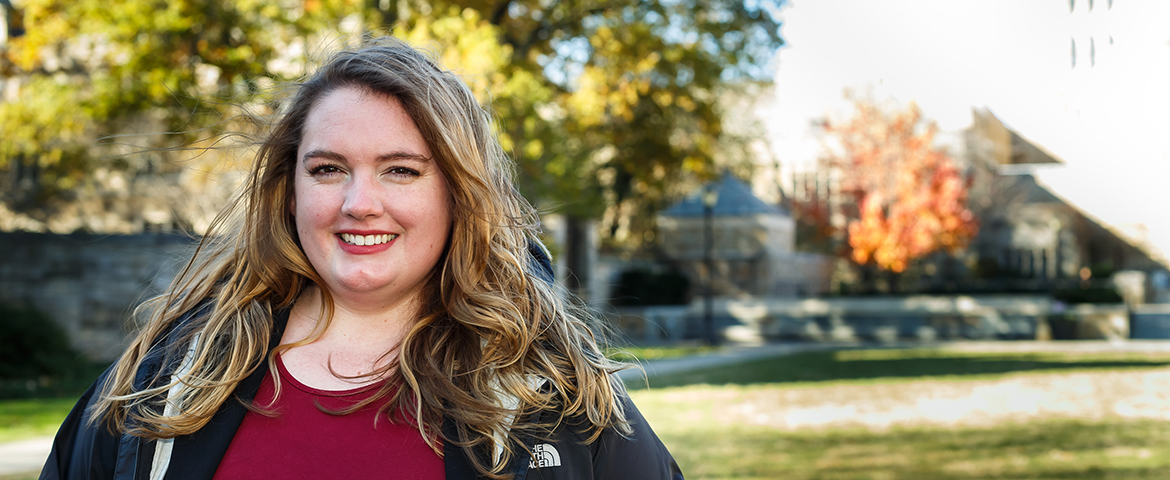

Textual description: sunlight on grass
[0,398,75,443]
[633,386,1170,479]
[606,345,719,362]
[627,348,1170,478]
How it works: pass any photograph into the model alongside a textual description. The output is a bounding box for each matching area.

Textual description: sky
[765,0,1170,260]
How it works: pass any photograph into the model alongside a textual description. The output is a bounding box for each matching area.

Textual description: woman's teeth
[339,233,397,246]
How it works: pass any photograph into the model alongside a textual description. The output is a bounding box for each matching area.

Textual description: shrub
[1054,286,1123,304]
[0,303,90,398]
[610,269,691,306]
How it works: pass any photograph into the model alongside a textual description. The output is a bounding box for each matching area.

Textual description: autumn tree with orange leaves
[822,99,978,273]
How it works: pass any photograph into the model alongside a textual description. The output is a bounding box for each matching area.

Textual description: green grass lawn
[629,347,1170,479]
[632,406,1170,480]
[607,344,720,362]
[0,397,77,444]
[0,398,77,480]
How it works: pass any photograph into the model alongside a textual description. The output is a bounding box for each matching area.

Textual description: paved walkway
[0,436,52,477]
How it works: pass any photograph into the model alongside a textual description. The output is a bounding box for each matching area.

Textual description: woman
[41,38,682,480]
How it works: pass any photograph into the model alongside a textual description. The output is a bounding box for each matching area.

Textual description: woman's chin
[333,278,392,295]
[327,275,420,300]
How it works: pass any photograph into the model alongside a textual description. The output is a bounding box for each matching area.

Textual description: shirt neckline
[275,352,387,398]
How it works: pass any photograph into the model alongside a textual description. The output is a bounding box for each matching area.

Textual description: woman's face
[292,86,452,306]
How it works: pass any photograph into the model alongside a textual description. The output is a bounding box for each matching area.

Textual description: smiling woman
[39,38,682,480]
[292,88,451,320]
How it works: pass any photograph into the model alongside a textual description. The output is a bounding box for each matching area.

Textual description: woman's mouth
[338,233,398,246]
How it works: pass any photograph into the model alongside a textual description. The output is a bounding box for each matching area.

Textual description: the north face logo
[529,443,561,468]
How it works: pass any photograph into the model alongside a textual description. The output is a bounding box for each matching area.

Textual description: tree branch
[489,0,512,26]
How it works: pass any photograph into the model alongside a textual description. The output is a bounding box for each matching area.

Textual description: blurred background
[4,0,1170,478]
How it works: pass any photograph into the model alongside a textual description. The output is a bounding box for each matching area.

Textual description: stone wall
[1132,304,1170,339]
[609,295,1145,344]
[0,232,198,361]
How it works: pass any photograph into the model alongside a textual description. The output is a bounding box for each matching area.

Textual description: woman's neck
[278,286,418,390]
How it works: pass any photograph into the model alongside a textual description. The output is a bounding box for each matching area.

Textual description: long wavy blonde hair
[92,37,629,478]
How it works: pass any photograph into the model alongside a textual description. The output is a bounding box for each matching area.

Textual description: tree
[821,98,978,273]
[385,0,784,248]
[1,0,359,230]
[1,0,785,245]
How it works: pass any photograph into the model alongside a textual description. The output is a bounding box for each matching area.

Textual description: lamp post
[702,182,719,346]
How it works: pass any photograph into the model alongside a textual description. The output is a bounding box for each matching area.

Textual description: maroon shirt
[213,354,443,479]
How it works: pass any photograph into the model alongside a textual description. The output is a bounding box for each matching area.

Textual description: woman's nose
[341,175,384,219]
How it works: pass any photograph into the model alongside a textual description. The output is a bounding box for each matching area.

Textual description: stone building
[656,174,832,298]
[950,109,1169,300]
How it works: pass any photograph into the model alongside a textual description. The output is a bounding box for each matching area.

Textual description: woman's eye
[309,164,342,176]
[386,166,420,177]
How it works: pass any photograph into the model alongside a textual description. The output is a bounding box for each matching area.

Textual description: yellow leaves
[0,77,91,186]
[6,39,39,71]
[6,0,74,70]
[567,67,608,128]
[545,157,568,177]
[611,79,642,122]
[652,91,674,107]
[394,9,512,106]
[681,155,707,174]
[226,45,257,63]
[591,25,616,52]
[523,139,544,159]
[636,52,662,76]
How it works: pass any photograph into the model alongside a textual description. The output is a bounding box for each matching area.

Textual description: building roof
[661,174,789,217]
[1004,174,1168,269]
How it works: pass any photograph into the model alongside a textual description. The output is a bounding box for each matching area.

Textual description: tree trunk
[562,216,590,298]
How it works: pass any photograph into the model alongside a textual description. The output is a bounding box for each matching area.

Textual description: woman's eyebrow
[376,152,431,163]
[301,149,345,163]
[300,150,430,163]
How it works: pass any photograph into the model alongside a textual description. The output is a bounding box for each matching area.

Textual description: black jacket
[41,244,683,480]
